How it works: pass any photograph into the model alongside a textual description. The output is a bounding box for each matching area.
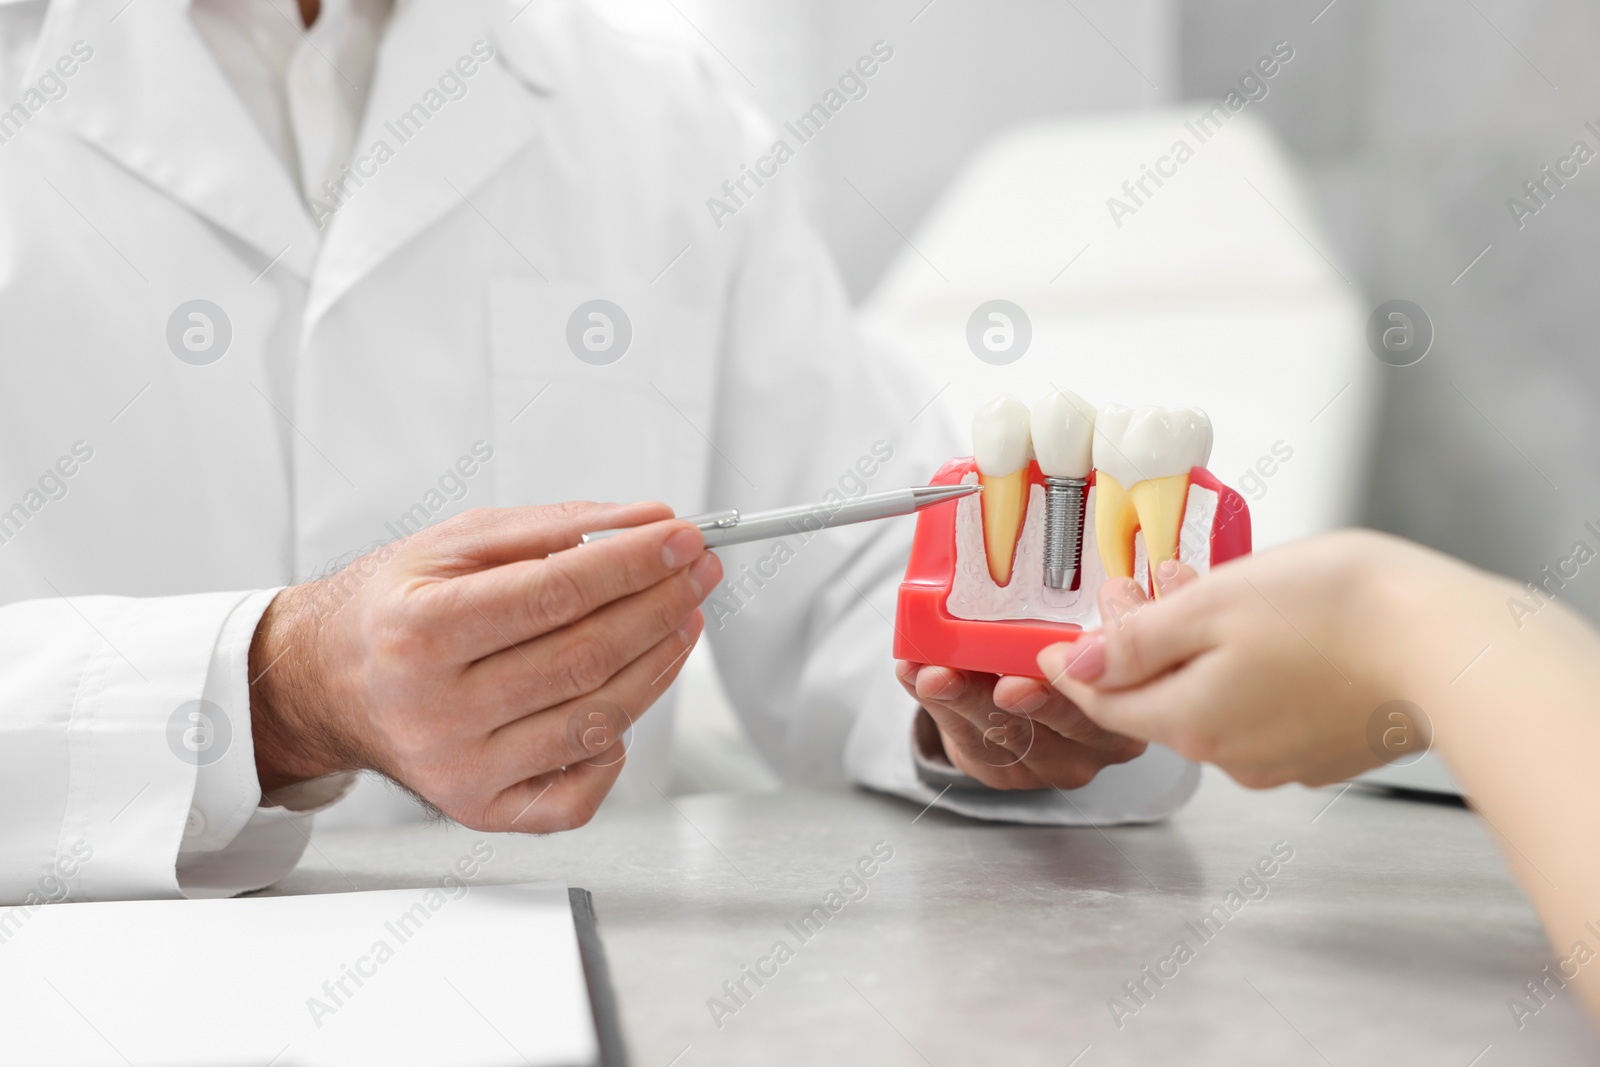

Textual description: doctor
[0,0,1197,903]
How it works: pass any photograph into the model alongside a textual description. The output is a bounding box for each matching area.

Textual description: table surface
[274,769,1598,1066]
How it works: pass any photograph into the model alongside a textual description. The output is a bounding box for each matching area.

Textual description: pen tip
[912,482,981,501]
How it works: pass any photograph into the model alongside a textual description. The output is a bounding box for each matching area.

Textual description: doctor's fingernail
[687,551,721,597]
[678,610,705,646]
[1012,689,1049,715]
[1156,559,1181,583]
[663,527,705,569]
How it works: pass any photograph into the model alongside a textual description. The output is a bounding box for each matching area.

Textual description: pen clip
[681,509,740,531]
[578,508,740,547]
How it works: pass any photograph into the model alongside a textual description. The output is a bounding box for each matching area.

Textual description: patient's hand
[248,502,719,832]
[1048,532,1600,1032]
[895,660,1148,791]
[1036,530,1448,788]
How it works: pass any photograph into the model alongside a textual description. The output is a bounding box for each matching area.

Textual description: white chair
[860,107,1379,549]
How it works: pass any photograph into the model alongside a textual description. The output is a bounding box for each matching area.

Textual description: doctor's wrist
[249,584,357,794]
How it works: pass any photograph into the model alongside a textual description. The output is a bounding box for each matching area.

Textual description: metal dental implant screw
[1043,476,1088,590]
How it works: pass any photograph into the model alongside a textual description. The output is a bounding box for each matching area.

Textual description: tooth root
[1094,473,1138,581]
[1129,474,1191,581]
[979,470,1028,586]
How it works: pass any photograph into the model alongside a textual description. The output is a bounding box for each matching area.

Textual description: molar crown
[1030,388,1096,479]
[1092,404,1213,488]
[1091,404,1214,584]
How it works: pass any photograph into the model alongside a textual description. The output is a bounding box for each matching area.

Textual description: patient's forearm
[1389,568,1600,1019]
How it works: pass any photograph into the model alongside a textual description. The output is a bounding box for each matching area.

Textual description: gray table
[273,769,1597,1065]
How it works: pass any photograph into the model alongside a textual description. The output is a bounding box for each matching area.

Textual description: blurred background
[344,0,1600,815]
[590,0,1598,616]
[581,0,1600,796]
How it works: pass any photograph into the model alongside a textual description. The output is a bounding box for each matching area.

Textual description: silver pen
[581,483,980,550]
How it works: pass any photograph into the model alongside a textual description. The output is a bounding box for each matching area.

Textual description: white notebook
[0,880,610,1067]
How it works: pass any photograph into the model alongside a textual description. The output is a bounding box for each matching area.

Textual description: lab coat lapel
[30,0,320,279]
[305,0,547,326]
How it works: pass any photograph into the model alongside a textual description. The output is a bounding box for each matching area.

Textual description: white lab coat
[0,0,1197,903]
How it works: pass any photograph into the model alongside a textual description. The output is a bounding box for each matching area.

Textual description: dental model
[893,391,1250,679]
[1093,405,1213,581]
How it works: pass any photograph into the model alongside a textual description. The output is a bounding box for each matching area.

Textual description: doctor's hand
[1035,531,1461,789]
[895,660,1149,791]
[246,503,720,832]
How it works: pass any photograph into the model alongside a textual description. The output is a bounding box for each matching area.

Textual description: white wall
[1181,0,1600,624]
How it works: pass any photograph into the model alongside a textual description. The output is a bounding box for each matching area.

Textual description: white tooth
[972,395,1032,587]
[972,395,1032,476]
[1092,405,1213,487]
[1030,388,1095,479]
[1093,404,1215,583]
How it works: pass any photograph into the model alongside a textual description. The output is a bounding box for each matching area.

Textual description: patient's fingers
[1058,665,1206,753]
[1040,580,1215,693]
